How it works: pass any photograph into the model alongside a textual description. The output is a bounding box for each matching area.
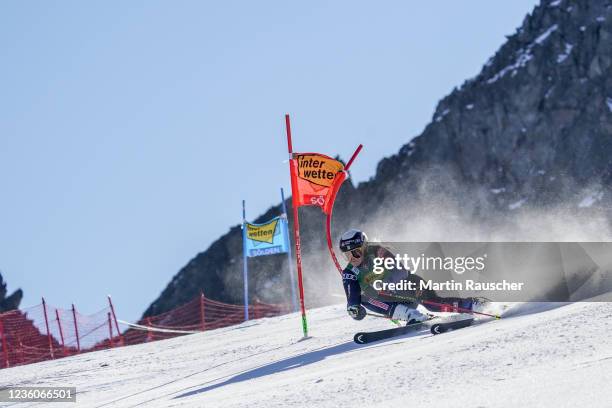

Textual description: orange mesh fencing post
[16,336,23,365]
[107,313,114,348]
[71,304,80,352]
[107,296,124,346]
[55,309,66,356]
[199,291,206,331]
[0,317,8,368]
[41,298,54,359]
[146,318,153,342]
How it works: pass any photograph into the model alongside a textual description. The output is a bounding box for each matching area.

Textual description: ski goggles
[343,248,363,261]
[339,238,364,253]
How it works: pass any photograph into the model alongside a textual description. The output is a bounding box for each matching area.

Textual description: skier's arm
[342,266,361,307]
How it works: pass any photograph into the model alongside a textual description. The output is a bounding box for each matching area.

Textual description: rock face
[0,272,23,313]
[403,0,612,212]
[143,0,612,317]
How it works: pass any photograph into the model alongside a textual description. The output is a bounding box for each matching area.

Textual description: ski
[430,317,475,335]
[353,318,435,344]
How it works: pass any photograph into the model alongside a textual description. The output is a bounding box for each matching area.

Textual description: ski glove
[347,304,366,320]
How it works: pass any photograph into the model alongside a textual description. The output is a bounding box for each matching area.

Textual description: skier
[339,229,484,323]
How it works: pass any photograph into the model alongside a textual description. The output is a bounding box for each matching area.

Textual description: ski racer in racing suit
[339,229,483,322]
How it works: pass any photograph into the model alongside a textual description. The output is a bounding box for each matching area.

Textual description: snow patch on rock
[535,24,559,44]
[545,87,554,99]
[487,25,558,84]
[557,43,573,63]
[578,191,604,208]
[405,141,416,157]
[509,198,527,210]
[435,109,450,122]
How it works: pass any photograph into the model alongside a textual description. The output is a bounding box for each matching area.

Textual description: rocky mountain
[0,272,23,313]
[143,0,612,317]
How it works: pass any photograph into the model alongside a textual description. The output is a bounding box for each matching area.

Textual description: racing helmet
[339,229,368,256]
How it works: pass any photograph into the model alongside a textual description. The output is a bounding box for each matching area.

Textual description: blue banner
[243,216,290,258]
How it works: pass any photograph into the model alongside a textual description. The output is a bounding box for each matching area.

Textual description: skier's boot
[391,304,429,325]
[460,297,491,313]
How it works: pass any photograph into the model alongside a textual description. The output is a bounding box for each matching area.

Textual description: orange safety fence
[0,293,290,369]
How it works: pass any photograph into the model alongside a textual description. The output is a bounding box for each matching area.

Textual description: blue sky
[0,1,538,321]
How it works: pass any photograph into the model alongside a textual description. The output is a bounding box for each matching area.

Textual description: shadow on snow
[174,331,420,399]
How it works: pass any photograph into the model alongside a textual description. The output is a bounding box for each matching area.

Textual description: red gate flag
[285,114,363,339]
[289,153,344,214]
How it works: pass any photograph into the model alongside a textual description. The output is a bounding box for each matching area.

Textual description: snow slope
[1,300,611,408]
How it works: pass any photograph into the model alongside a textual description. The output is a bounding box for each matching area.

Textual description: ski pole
[366,312,402,326]
[365,312,391,319]
[422,299,501,319]
[377,292,501,319]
